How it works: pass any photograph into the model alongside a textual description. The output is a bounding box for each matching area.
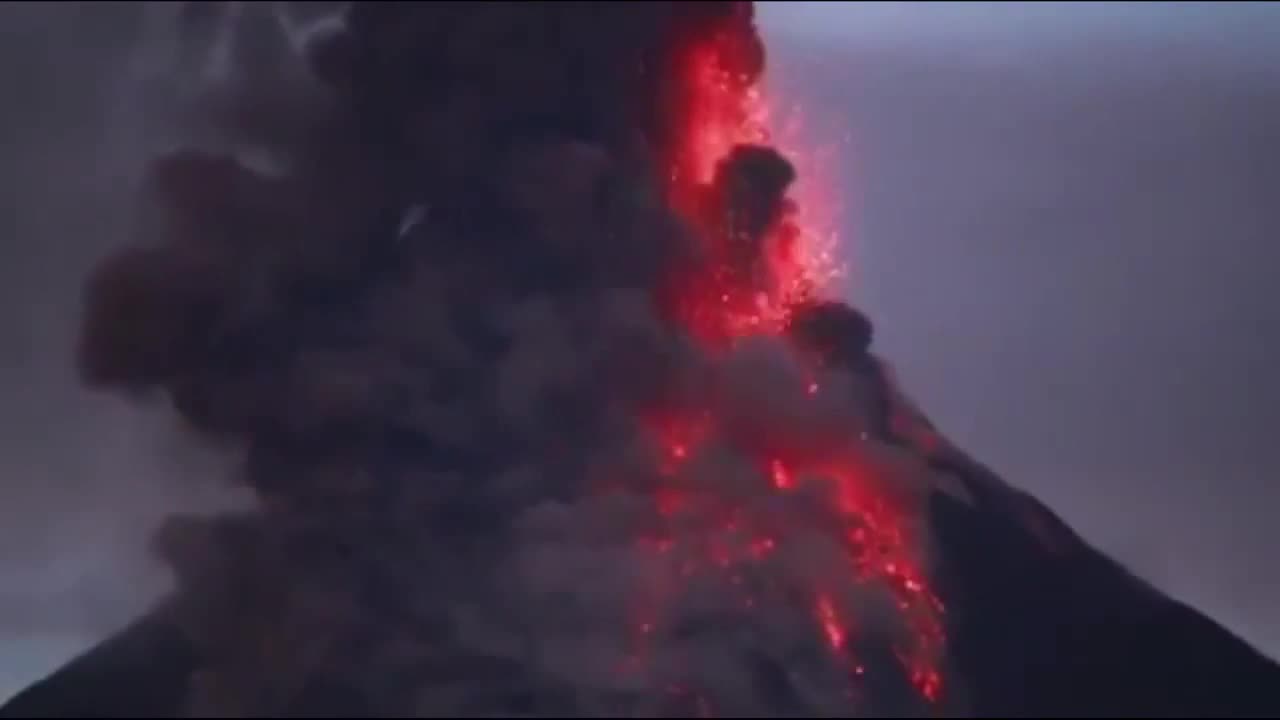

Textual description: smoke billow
[73,2,959,716]
[0,1,259,671]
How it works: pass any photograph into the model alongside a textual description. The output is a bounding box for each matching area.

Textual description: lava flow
[643,15,948,710]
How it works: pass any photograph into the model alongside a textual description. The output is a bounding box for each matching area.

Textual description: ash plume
[66,2,954,717]
[0,0,258,674]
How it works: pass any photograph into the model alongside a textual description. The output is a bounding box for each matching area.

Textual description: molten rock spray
[78,2,955,716]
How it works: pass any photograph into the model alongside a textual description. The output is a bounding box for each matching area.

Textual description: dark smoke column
[5,2,1280,717]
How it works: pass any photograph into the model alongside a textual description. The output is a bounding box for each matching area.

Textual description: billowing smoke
[0,1,259,667]
[75,2,957,716]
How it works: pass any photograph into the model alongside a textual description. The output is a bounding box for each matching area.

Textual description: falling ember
[770,459,792,490]
[816,594,846,650]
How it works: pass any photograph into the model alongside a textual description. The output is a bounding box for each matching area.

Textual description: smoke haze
[0,2,256,697]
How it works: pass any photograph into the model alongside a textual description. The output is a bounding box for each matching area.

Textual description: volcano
[4,2,1279,717]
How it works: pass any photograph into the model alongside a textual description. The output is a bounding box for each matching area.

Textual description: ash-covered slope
[4,2,1279,717]
[931,460,1280,718]
[794,304,1280,718]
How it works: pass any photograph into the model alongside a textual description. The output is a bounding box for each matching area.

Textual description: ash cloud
[0,1,258,699]
[61,2,955,716]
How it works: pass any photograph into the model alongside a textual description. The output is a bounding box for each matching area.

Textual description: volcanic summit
[3,2,1279,717]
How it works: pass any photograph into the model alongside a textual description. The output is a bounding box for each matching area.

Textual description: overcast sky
[760,1,1280,58]
[761,0,1280,660]
[2,0,1278,704]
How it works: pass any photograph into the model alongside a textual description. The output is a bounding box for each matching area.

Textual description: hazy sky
[761,0,1280,659]
[760,1,1280,58]
[1,0,1277,704]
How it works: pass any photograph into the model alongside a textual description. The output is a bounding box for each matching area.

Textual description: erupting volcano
[5,2,1280,718]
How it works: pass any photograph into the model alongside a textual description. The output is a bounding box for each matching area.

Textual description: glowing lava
[663,26,843,347]
[642,14,948,710]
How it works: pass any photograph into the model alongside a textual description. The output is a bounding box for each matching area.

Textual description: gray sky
[1,0,1278,703]
[761,0,1280,659]
[760,1,1280,59]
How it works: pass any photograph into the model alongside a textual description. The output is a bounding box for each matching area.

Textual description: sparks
[770,458,792,490]
[816,594,846,650]
[634,12,946,711]
[662,26,843,346]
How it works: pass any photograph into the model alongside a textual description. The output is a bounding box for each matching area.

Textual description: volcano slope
[4,2,1280,718]
[6,350,1280,718]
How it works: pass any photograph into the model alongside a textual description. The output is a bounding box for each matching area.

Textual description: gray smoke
[0,1,256,698]
[6,3,960,715]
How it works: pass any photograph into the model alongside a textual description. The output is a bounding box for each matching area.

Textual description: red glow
[633,14,946,711]
[816,594,846,649]
[769,458,792,490]
[662,27,843,347]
